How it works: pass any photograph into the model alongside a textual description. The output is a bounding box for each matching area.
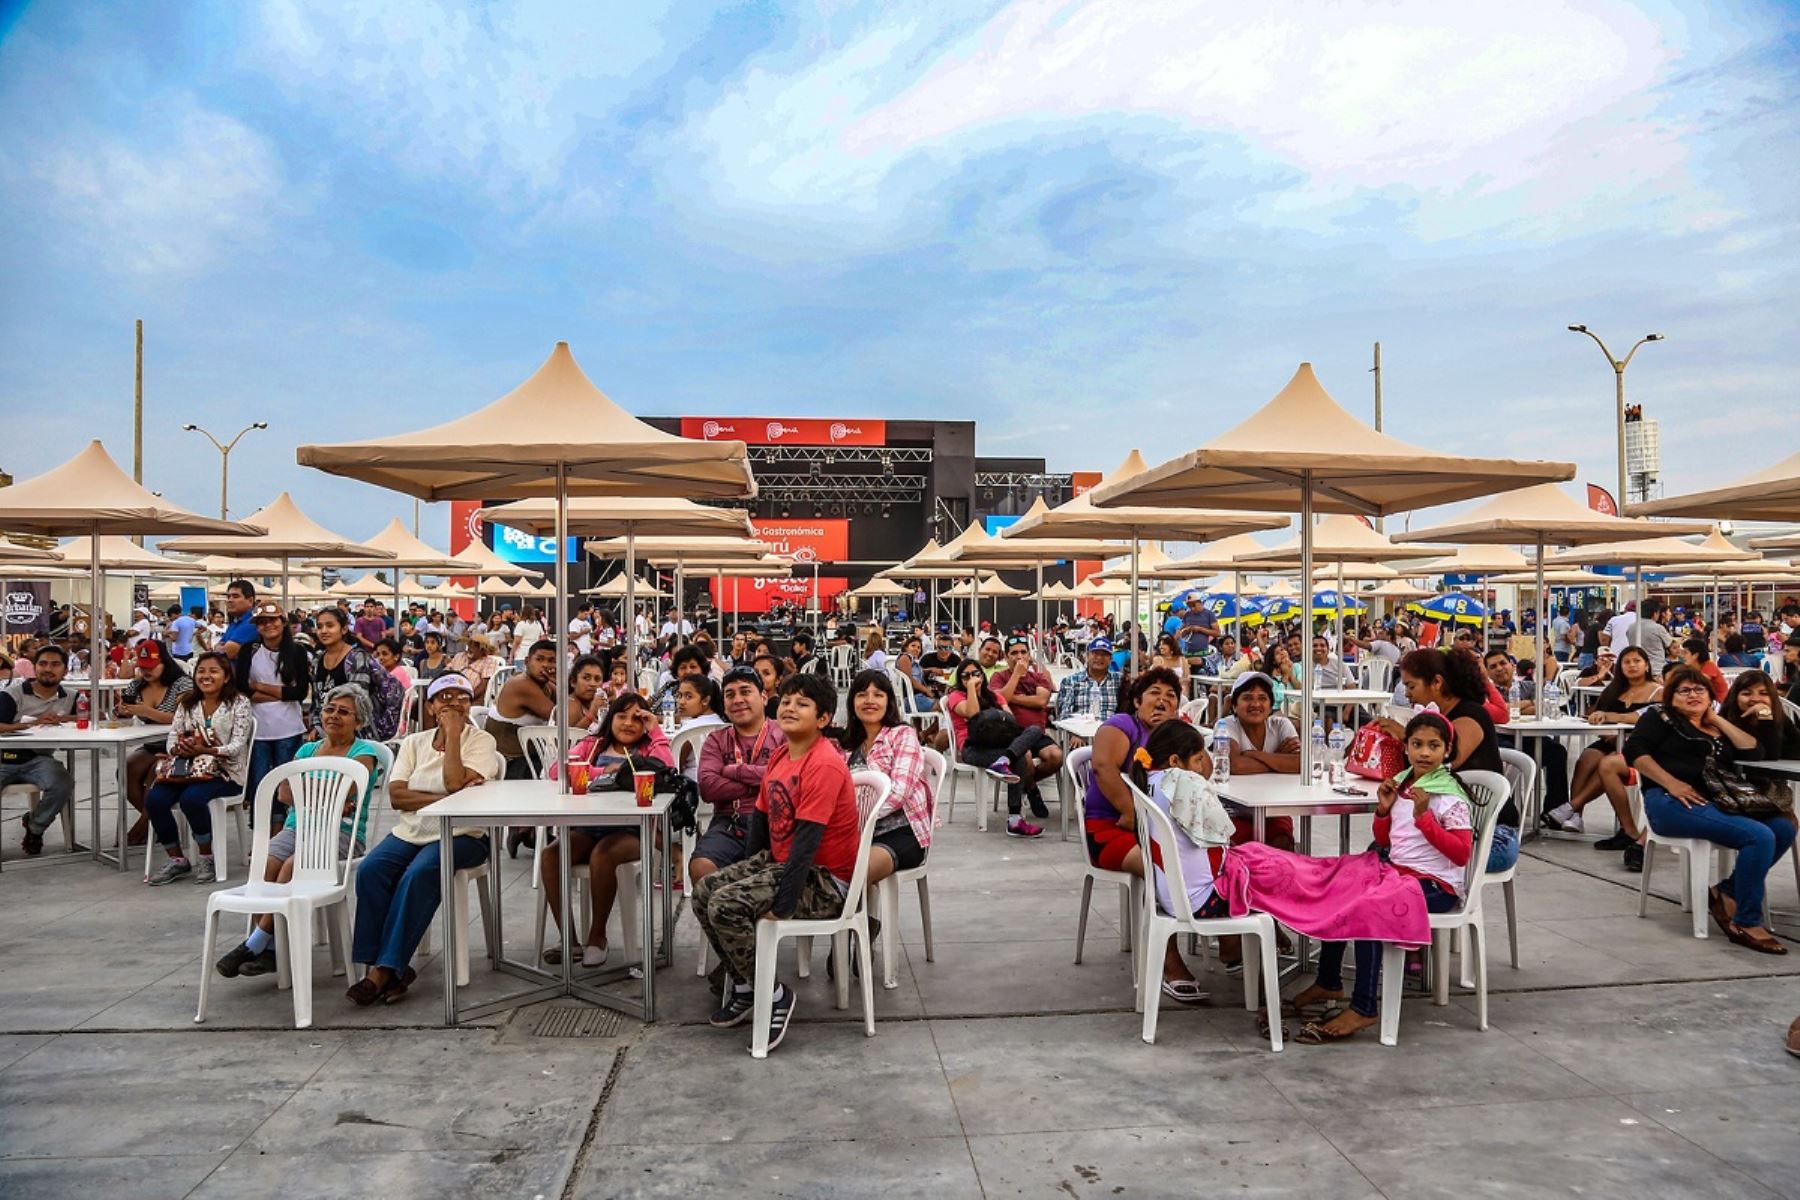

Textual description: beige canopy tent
[947,498,1129,635]
[0,441,261,832]
[0,540,63,563]
[1546,528,1756,650]
[1007,450,1283,670]
[180,553,311,579]
[54,536,204,576]
[587,574,670,600]
[1491,568,1625,586]
[1368,579,1438,601]
[585,534,773,641]
[161,492,394,607]
[1094,542,1176,580]
[945,573,1027,599]
[307,516,483,622]
[1629,451,1800,523]
[1096,363,1575,773]
[850,577,914,598]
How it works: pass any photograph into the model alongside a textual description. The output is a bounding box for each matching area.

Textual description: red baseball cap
[134,642,162,667]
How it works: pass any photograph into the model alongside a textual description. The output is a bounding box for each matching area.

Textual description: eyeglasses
[1671,685,1712,699]
[432,692,472,705]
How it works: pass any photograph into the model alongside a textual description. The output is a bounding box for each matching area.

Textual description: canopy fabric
[1195,592,1266,626]
[54,536,202,575]
[1368,579,1438,599]
[1263,590,1364,620]
[1629,451,1800,522]
[1407,545,1531,575]
[1262,579,1299,598]
[949,498,1128,563]
[0,541,62,563]
[306,517,479,572]
[179,553,323,577]
[0,441,260,539]
[944,574,1027,599]
[1095,543,1177,580]
[1637,559,1800,579]
[587,574,670,599]
[1233,514,1437,566]
[1147,533,1287,578]
[1006,450,1284,541]
[332,574,407,598]
[1490,568,1622,585]
[452,541,546,578]
[704,561,797,578]
[1393,483,1707,548]
[161,493,393,560]
[880,526,1002,578]
[1547,528,1759,568]
[1074,576,1133,598]
[850,577,915,598]
[1036,580,1078,599]
[1090,365,1575,516]
[584,536,771,560]
[478,496,753,539]
[1407,593,1487,623]
[296,342,756,502]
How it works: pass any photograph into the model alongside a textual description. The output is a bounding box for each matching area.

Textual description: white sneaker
[192,857,217,885]
[1542,804,1582,834]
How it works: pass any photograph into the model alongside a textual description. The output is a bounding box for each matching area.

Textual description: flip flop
[1160,979,1210,1005]
[1296,1018,1367,1045]
[1254,1012,1289,1041]
[1280,994,1343,1020]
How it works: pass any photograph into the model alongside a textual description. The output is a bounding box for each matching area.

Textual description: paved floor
[3,782,1799,1198]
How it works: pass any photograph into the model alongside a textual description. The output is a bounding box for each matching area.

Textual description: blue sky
[2,0,1797,548]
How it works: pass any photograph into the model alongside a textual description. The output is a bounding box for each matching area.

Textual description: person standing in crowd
[309,606,379,737]
[166,604,199,664]
[237,602,310,830]
[217,579,260,660]
[1639,599,1674,677]
[570,603,595,656]
[511,607,545,664]
[352,600,388,653]
[0,645,79,855]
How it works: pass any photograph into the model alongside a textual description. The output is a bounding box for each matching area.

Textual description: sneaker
[705,961,729,999]
[763,984,797,1052]
[192,857,217,886]
[215,941,256,978]
[984,757,1020,784]
[1025,787,1050,820]
[1622,842,1645,873]
[1593,830,1632,851]
[1006,818,1043,839]
[1541,804,1582,834]
[237,948,279,977]
[148,859,191,886]
[710,987,755,1028]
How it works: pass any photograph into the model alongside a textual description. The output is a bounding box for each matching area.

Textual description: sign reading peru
[748,519,850,564]
[680,418,886,446]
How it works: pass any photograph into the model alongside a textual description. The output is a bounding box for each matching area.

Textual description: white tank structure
[1625,413,1662,504]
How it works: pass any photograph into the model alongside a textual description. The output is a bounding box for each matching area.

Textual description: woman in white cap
[346,673,502,1006]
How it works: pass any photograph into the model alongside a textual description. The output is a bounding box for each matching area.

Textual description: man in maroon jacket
[690,666,781,889]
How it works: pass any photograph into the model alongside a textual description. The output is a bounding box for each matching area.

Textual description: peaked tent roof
[307,518,480,572]
[1547,528,1759,569]
[296,342,756,502]
[161,493,393,559]
[584,536,771,561]
[951,498,1129,562]
[55,536,203,574]
[0,441,261,539]
[1091,365,1574,516]
[478,496,753,539]
[1007,450,1284,541]
[1145,532,1285,578]
[1233,514,1437,566]
[1407,545,1532,575]
[1393,483,1709,547]
[1629,451,1800,522]
[452,540,545,577]
[0,541,62,563]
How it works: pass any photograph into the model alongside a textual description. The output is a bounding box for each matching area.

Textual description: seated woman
[566,655,609,735]
[672,674,726,778]
[1293,710,1475,1042]
[841,670,934,885]
[347,674,502,1004]
[1543,646,1661,868]
[1677,636,1729,701]
[539,692,673,967]
[1627,664,1795,954]
[144,651,254,886]
[119,641,193,846]
[1260,643,1301,707]
[413,630,452,683]
[1210,672,1298,852]
[947,659,1058,837]
[449,634,504,704]
[215,685,383,978]
[372,637,415,694]
[1718,634,1761,670]
[1151,634,1189,688]
[1726,670,1800,761]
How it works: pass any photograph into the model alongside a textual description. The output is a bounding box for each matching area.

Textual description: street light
[1567,325,1664,509]
[181,421,268,519]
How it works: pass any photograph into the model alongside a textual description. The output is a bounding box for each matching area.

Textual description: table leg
[112,745,129,866]
[487,824,503,970]
[440,816,458,1025]
[640,813,657,1020]
[559,825,573,995]
[659,813,675,965]
[1339,813,1350,855]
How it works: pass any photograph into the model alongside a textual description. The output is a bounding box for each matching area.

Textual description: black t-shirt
[1445,697,1513,827]
[1580,621,1602,656]
[1624,706,1733,792]
[917,650,960,690]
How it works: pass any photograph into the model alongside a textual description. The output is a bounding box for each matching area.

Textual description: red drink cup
[568,761,590,795]
[633,769,655,807]
[75,718,90,731]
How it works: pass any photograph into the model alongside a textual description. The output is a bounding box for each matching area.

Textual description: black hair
[952,656,998,709]
[227,578,256,599]
[791,631,814,652]
[1682,636,1710,661]
[1229,673,1276,708]
[839,669,904,757]
[1725,633,1746,654]
[670,644,711,675]
[1724,669,1787,751]
[776,670,837,720]
[569,654,606,691]
[140,640,188,688]
[528,638,558,658]
[1597,646,1654,710]
[32,644,69,666]
[1400,710,1467,794]
[313,605,350,632]
[180,651,242,708]
[1399,648,1487,706]
[594,691,654,756]
[1123,666,1184,717]
[677,673,723,716]
[1128,719,1208,794]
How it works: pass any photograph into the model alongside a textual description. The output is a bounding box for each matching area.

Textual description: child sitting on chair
[1290,710,1474,1043]
[692,671,861,1054]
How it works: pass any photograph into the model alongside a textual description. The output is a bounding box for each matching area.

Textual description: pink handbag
[1344,722,1405,781]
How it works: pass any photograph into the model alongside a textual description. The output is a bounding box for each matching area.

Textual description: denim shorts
[1487,824,1520,873]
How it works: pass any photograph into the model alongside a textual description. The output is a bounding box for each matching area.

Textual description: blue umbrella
[1407,591,1487,624]
[1198,591,1266,627]
[1262,590,1364,621]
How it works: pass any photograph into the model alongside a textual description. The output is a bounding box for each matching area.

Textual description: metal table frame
[0,724,170,871]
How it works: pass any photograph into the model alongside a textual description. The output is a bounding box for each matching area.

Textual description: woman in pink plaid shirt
[840,669,935,883]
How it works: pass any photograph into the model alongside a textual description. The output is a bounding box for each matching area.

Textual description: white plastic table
[1053,715,1102,742]
[0,722,170,870]
[420,781,674,1026]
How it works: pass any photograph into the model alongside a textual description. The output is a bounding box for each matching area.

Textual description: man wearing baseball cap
[1055,636,1121,723]
[236,602,311,829]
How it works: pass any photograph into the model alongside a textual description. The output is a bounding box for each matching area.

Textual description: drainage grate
[532,1006,624,1039]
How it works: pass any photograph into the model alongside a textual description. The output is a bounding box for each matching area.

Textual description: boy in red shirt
[692,672,861,1052]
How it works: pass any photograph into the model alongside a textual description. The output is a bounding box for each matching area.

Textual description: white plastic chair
[144,716,259,884]
[313,741,395,961]
[939,695,1005,832]
[1128,784,1282,1050]
[1067,746,1139,966]
[482,663,518,707]
[1631,772,1725,939]
[750,769,889,1059]
[194,756,370,1029]
[871,747,945,990]
[1376,768,1509,1045]
[398,681,428,737]
[1462,746,1530,983]
[887,669,943,740]
[2,781,78,855]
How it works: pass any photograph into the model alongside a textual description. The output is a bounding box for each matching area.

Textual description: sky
[2,0,1798,552]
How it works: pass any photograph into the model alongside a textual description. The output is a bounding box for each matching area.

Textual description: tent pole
[88,529,102,725]
[1299,477,1314,784]
[625,531,638,672]
[1535,538,1547,709]
[716,567,724,643]
[1035,561,1044,662]
[1129,535,1141,676]
[554,464,569,792]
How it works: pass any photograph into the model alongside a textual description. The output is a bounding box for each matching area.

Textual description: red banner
[1586,484,1618,516]
[680,418,886,446]
[708,575,849,613]
[447,501,486,620]
[748,518,850,564]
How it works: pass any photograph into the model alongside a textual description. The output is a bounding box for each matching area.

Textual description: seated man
[693,672,861,1053]
[346,674,502,1006]
[1484,649,1569,813]
[691,667,781,898]
[1311,635,1345,689]
[0,645,79,855]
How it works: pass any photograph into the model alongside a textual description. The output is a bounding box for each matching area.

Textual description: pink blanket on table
[1217,841,1430,947]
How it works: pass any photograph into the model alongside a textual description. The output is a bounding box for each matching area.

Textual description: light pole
[182,421,268,518]
[1567,325,1663,509]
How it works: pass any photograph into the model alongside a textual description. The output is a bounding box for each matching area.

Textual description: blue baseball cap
[1088,636,1113,654]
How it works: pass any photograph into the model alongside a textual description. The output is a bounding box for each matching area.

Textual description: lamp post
[181,421,268,519]
[1567,325,1663,508]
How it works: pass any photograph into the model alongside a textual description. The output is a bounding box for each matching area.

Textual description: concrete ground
[4,779,1800,1199]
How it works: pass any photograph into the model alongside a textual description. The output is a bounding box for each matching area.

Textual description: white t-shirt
[1387,784,1473,897]
[387,726,503,844]
[1146,769,1221,916]
[660,619,694,639]
[1216,713,1299,754]
[1603,612,1636,649]
[569,618,593,655]
[1368,640,1402,665]
[512,620,544,653]
[248,645,306,740]
[128,618,153,647]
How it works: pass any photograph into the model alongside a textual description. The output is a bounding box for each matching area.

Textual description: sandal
[379,966,419,1004]
[1254,1012,1289,1041]
[1726,924,1788,956]
[1160,978,1210,1005]
[345,977,383,1007]
[1281,990,1344,1020]
[1296,1016,1371,1045]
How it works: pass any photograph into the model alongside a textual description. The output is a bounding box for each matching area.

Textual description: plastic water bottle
[1327,724,1349,786]
[661,690,677,729]
[1211,728,1231,786]
[1507,678,1522,723]
[1542,677,1563,721]
[1309,719,1326,784]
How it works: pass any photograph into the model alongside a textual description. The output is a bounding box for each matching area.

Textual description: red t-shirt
[757,736,861,882]
[1701,660,1728,702]
[990,666,1052,728]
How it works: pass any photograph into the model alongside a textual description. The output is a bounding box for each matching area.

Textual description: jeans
[1487,825,1520,874]
[1641,786,1797,928]
[1578,653,1596,669]
[1316,877,1461,1017]
[1502,734,1569,808]
[247,735,304,827]
[144,777,241,850]
[961,726,1055,814]
[0,757,75,835]
[352,833,491,972]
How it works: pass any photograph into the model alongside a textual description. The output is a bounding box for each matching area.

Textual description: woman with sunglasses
[947,657,1057,838]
